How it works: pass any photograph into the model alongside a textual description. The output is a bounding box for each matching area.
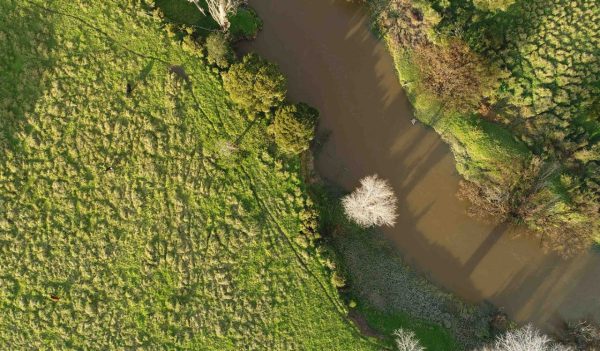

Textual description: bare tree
[480,325,573,351]
[188,0,246,30]
[393,328,425,351]
[342,174,398,228]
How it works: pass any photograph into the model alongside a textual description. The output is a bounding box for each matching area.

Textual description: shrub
[269,103,318,155]
[222,53,286,113]
[412,39,501,113]
[205,32,233,68]
[331,271,346,288]
[564,320,600,350]
[229,7,262,40]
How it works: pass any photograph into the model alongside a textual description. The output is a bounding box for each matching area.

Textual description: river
[238,0,600,332]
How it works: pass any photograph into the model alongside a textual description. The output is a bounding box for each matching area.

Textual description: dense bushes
[412,39,501,113]
[269,102,319,154]
[471,0,515,12]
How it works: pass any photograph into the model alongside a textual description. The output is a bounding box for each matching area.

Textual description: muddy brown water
[238,0,600,332]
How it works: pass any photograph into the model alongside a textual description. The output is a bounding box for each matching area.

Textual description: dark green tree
[222,53,286,113]
[205,32,233,68]
[269,103,318,154]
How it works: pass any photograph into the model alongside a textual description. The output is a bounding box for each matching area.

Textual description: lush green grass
[0,0,379,349]
[356,304,459,351]
[155,0,215,27]
[229,7,263,39]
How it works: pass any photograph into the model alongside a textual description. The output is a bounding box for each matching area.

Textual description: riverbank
[240,0,600,337]
[311,183,496,349]
[370,0,599,251]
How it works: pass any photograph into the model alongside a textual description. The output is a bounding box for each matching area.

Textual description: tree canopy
[205,32,234,68]
[269,102,318,154]
[222,53,287,113]
[412,39,500,113]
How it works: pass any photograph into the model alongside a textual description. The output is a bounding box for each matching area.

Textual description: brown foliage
[564,320,600,350]
[413,39,500,112]
[458,157,595,258]
[379,0,431,48]
[457,180,509,222]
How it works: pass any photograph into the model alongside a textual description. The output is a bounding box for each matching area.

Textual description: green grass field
[0,0,378,349]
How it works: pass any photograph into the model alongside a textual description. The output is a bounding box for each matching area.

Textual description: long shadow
[0,2,56,151]
[490,248,600,331]
[463,223,509,275]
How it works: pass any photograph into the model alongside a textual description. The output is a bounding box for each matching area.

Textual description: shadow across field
[0,1,55,151]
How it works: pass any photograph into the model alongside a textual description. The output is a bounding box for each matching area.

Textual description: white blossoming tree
[187,0,246,30]
[393,328,425,351]
[480,325,573,351]
[342,174,398,228]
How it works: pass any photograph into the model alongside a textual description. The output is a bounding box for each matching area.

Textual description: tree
[457,157,596,258]
[342,175,398,228]
[222,53,286,113]
[393,329,425,351]
[412,39,500,112]
[205,32,233,68]
[565,320,600,350]
[480,325,572,351]
[269,103,318,154]
[188,0,245,30]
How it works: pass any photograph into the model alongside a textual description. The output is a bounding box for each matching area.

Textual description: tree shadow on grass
[0,2,56,152]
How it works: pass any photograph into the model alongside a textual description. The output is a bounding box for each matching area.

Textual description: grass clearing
[356,304,458,351]
[0,0,379,349]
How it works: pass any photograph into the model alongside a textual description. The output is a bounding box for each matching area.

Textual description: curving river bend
[239,0,600,331]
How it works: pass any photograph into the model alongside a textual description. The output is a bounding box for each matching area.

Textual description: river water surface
[238,0,600,331]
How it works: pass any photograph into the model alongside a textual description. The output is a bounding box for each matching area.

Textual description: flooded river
[239,0,600,331]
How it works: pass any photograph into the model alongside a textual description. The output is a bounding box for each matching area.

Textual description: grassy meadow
[0,0,378,349]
